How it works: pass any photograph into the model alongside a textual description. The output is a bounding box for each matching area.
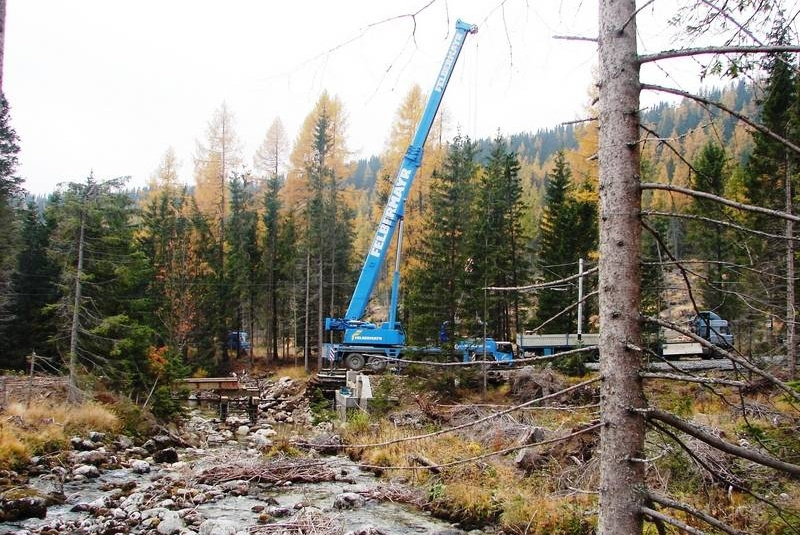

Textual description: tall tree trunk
[786,156,796,378]
[68,201,86,404]
[597,1,646,534]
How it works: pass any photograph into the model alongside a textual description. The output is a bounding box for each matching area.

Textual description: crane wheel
[345,353,366,371]
[367,357,387,372]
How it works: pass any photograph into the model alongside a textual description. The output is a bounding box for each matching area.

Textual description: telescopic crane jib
[324,19,478,372]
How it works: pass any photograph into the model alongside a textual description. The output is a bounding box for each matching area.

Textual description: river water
[0,407,481,535]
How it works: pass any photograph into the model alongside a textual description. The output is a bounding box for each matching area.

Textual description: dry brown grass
[344,403,598,532]
[0,401,119,470]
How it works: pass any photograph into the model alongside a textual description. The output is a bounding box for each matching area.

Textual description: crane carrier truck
[324,20,478,372]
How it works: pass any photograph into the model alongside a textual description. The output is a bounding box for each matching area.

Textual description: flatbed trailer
[516,332,600,357]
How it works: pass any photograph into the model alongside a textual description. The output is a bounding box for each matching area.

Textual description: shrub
[110,397,158,438]
[429,481,500,528]
[148,385,184,419]
[0,427,29,471]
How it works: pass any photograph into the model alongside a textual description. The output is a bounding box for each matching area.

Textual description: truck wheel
[367,357,387,372]
[344,353,366,371]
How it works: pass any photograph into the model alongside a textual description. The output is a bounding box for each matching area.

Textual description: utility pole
[26,351,36,407]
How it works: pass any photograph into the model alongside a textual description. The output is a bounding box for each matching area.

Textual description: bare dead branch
[486,266,598,291]
[647,491,748,535]
[640,372,746,387]
[526,291,599,334]
[641,83,800,156]
[642,210,798,241]
[356,421,604,472]
[642,506,711,535]
[552,35,598,42]
[641,182,800,223]
[650,420,795,527]
[640,45,800,64]
[381,343,597,368]
[635,407,800,478]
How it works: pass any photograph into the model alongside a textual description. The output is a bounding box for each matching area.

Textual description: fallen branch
[640,372,746,387]
[248,509,343,534]
[643,506,710,535]
[647,491,748,535]
[198,456,337,486]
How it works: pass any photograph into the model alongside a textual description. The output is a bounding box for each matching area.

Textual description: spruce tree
[4,201,59,369]
[405,135,478,342]
[463,136,530,340]
[0,94,21,346]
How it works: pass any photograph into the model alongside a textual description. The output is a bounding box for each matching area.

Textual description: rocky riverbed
[0,376,488,535]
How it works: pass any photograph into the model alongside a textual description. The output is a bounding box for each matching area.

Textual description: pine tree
[463,135,530,340]
[226,171,259,361]
[3,201,59,369]
[46,176,155,401]
[687,141,742,320]
[535,152,575,332]
[0,93,21,343]
[406,135,478,342]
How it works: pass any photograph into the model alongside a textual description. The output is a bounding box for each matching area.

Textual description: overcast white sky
[5,1,698,195]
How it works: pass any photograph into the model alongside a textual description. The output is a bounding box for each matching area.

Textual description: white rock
[198,518,240,535]
[157,510,185,534]
[131,459,151,474]
[121,492,145,512]
[72,464,100,478]
[235,425,250,436]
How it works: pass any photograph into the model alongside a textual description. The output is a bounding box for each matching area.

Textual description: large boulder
[0,489,48,522]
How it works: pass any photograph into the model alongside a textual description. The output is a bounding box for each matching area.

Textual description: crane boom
[327,19,477,334]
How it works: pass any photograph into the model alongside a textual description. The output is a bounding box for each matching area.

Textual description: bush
[110,397,158,438]
[148,385,184,419]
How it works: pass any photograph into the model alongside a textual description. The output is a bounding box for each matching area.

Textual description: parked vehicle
[516,332,599,358]
[227,331,251,354]
[661,310,734,359]
[455,338,515,364]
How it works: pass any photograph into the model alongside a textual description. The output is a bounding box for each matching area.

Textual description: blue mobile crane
[324,19,478,372]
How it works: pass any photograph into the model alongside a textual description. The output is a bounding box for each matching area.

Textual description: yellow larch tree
[283,92,352,210]
[194,102,243,230]
[375,84,447,280]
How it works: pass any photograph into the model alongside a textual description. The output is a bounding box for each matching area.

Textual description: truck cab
[455,338,515,365]
[227,331,251,355]
[691,311,734,349]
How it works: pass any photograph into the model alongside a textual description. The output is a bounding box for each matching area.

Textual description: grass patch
[0,401,120,470]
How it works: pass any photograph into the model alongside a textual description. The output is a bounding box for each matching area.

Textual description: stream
[0,405,484,535]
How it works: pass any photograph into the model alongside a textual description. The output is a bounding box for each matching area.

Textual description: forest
[0,76,772,405]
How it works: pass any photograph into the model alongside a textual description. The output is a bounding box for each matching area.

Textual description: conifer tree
[46,176,154,401]
[688,141,742,320]
[227,171,259,361]
[0,93,21,343]
[534,151,597,333]
[4,201,59,369]
[406,135,478,342]
[463,135,530,340]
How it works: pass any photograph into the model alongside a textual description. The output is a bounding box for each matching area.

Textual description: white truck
[661,310,734,359]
